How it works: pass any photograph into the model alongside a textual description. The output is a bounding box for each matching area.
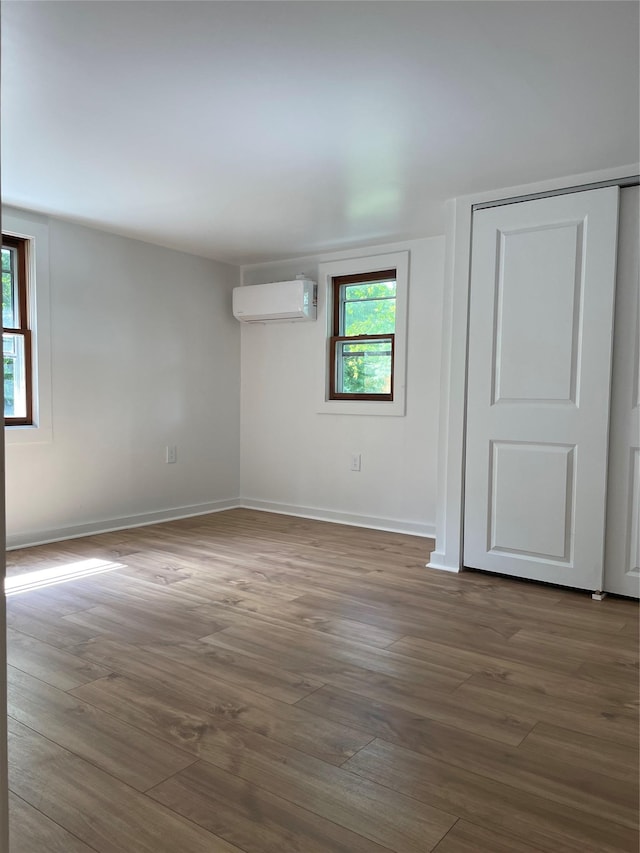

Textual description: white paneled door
[605,187,640,598]
[464,187,619,591]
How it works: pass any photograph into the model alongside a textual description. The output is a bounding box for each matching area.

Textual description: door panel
[604,186,640,597]
[489,441,574,562]
[464,187,619,590]
[493,222,583,404]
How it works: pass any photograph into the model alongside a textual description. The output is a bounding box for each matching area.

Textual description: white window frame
[3,208,52,444]
[316,250,409,416]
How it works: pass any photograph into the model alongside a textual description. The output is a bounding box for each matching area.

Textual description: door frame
[427,163,640,575]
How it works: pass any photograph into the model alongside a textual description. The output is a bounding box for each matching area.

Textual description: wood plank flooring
[5,508,639,853]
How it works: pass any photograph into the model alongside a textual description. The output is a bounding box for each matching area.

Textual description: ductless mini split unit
[232,276,317,323]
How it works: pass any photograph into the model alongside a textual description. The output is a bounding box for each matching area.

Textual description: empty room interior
[1,2,639,852]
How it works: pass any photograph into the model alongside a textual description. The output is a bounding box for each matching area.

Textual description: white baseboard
[7,497,435,550]
[6,499,242,550]
[239,498,436,538]
[426,551,461,573]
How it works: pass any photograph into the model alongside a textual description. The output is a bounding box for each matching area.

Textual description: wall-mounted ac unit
[232,278,317,323]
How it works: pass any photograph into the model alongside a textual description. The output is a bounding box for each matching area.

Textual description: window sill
[5,423,53,445]
[317,397,406,417]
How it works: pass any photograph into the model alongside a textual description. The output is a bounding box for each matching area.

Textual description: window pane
[2,247,18,327]
[344,282,396,301]
[342,281,396,336]
[336,337,392,395]
[1,247,11,272]
[4,332,27,418]
[344,297,395,336]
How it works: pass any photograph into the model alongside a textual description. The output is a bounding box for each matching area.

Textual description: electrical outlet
[166,445,177,464]
[350,453,361,472]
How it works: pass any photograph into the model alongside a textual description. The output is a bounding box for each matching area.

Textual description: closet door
[464,187,619,591]
[604,186,640,598]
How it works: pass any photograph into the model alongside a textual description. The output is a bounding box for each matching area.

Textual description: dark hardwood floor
[5,508,639,852]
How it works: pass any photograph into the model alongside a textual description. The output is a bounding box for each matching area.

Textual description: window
[317,250,408,416]
[2,234,32,425]
[329,269,397,400]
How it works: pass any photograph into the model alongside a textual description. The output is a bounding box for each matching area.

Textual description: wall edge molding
[239,498,435,538]
[6,499,242,550]
[426,551,462,573]
[7,498,436,550]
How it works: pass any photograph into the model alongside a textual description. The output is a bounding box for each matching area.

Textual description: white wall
[240,237,445,536]
[3,213,444,545]
[4,208,241,547]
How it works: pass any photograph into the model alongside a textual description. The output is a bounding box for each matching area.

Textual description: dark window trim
[331,268,397,337]
[329,268,396,402]
[2,234,33,426]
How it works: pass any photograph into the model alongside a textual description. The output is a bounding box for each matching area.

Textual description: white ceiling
[1,1,638,265]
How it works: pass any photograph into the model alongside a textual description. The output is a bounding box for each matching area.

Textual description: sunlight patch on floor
[4,558,126,596]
